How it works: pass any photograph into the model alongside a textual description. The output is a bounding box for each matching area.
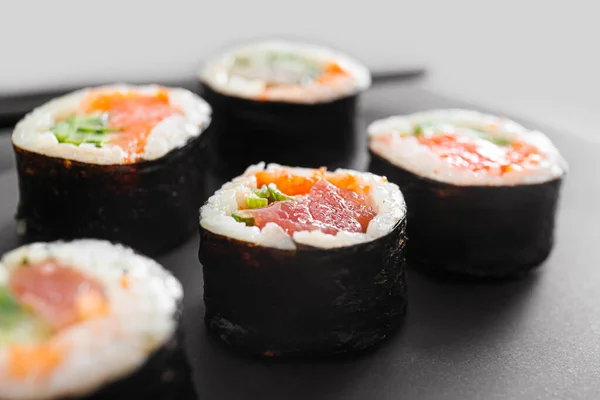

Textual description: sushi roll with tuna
[199,163,407,357]
[12,84,212,256]
[0,239,195,399]
[368,109,567,279]
[199,40,371,181]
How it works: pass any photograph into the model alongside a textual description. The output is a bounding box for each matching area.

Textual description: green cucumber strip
[0,314,53,345]
[267,186,293,202]
[232,212,255,226]
[0,287,21,315]
[0,287,24,328]
[247,197,268,209]
[51,113,116,147]
[57,132,108,147]
[51,121,72,136]
[252,186,269,199]
[77,125,116,133]
[0,287,54,344]
[233,55,251,67]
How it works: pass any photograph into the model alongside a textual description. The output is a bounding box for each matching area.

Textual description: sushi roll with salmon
[199,163,407,357]
[199,40,371,181]
[0,239,195,400]
[368,109,567,279]
[12,84,212,256]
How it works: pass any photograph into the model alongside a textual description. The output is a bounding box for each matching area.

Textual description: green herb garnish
[267,185,293,202]
[247,197,268,209]
[485,136,512,146]
[251,184,293,205]
[413,124,424,136]
[232,212,255,226]
[51,114,117,147]
[233,51,322,85]
[233,184,294,224]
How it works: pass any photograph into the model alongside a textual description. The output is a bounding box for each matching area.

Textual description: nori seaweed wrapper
[369,151,564,280]
[199,83,358,181]
[198,218,407,357]
[13,131,211,257]
[74,302,197,400]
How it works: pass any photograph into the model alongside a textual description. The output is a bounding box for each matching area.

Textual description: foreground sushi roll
[0,239,195,400]
[199,40,371,180]
[12,84,212,256]
[199,163,407,357]
[368,109,567,279]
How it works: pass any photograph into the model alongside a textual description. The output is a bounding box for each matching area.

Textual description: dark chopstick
[0,68,427,129]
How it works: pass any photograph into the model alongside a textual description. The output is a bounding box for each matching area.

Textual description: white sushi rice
[200,40,372,103]
[368,109,567,186]
[12,84,212,165]
[200,163,406,250]
[0,239,182,400]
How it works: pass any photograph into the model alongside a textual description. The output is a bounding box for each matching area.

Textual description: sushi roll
[199,163,407,357]
[12,84,212,256]
[368,109,567,279]
[0,239,196,400]
[198,40,371,181]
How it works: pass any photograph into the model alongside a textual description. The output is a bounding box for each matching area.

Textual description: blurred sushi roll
[12,84,212,256]
[368,109,568,280]
[0,239,196,400]
[198,40,371,182]
[199,163,407,357]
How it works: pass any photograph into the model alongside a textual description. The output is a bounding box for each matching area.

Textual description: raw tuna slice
[9,261,108,330]
[242,180,376,235]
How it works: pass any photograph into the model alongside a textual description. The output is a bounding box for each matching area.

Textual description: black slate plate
[0,83,598,400]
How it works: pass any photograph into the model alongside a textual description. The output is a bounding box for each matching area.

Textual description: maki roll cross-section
[12,85,212,256]
[0,240,196,400]
[368,109,567,279]
[199,41,371,180]
[199,163,407,357]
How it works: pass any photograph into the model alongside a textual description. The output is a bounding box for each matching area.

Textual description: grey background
[0,82,598,399]
[2,1,598,151]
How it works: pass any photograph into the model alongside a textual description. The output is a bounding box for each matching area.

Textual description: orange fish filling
[315,61,349,84]
[120,274,131,289]
[82,89,181,162]
[417,134,544,175]
[259,61,349,99]
[9,342,63,379]
[255,168,325,195]
[6,261,110,378]
[255,168,371,196]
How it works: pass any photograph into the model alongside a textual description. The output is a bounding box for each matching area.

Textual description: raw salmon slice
[418,133,544,174]
[83,89,181,162]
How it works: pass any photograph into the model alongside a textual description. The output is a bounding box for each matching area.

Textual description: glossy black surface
[199,219,407,356]
[369,152,563,279]
[201,84,358,178]
[13,133,209,256]
[0,83,597,399]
